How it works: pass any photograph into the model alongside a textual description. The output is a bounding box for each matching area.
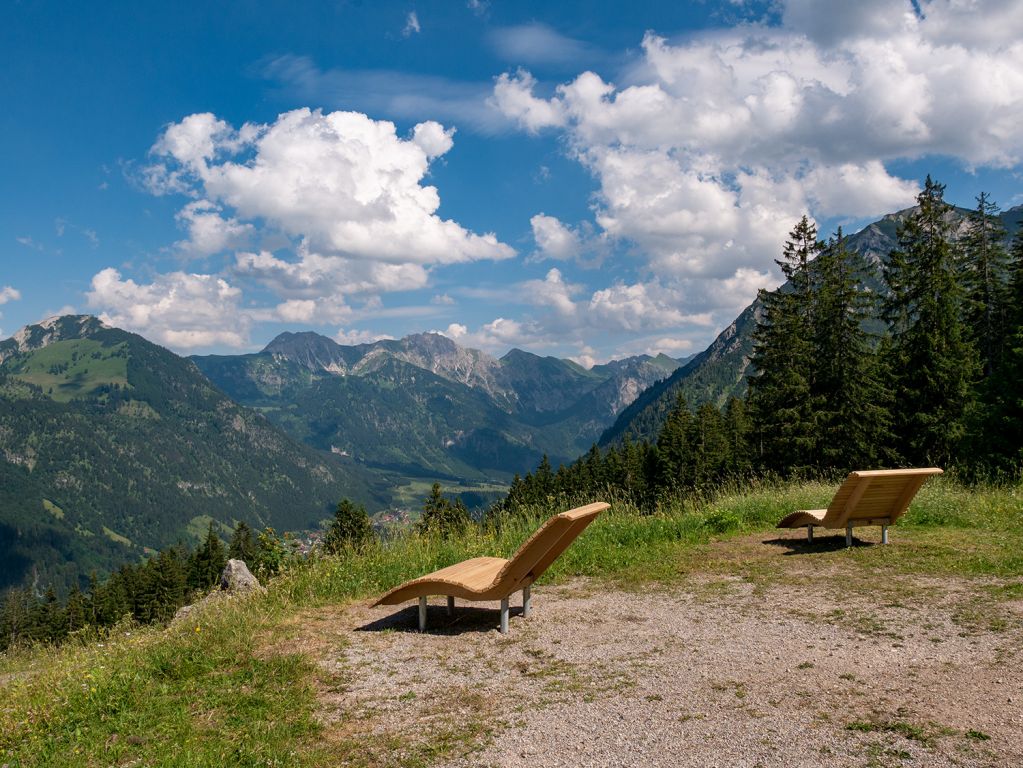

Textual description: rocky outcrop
[219,559,265,593]
[173,559,264,623]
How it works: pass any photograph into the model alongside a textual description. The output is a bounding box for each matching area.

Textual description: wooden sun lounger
[374,501,609,634]
[777,468,943,546]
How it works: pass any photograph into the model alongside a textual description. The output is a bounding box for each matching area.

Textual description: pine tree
[533,455,556,503]
[39,586,65,643]
[0,587,33,651]
[417,482,471,538]
[882,177,978,465]
[960,192,1009,378]
[228,520,258,564]
[656,392,693,493]
[690,402,729,489]
[188,523,227,591]
[324,498,373,553]
[977,228,1023,473]
[747,215,820,474]
[64,584,88,633]
[811,229,891,470]
[722,397,751,477]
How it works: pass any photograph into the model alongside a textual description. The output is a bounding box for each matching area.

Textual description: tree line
[0,521,290,652]
[495,178,1023,515]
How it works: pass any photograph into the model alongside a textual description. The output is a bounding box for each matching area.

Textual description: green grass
[2,476,1021,767]
[8,339,129,402]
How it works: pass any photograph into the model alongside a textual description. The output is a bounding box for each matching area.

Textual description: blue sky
[3,0,1023,364]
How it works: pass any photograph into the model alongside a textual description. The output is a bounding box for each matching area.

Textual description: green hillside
[0,318,384,593]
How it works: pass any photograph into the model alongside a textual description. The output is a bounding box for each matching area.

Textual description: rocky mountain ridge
[193,331,684,479]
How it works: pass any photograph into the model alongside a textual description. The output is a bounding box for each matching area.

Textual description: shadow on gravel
[356,603,524,635]
[763,535,874,554]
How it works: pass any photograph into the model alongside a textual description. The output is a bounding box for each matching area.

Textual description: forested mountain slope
[193,332,682,478]
[600,204,1023,447]
[0,316,382,592]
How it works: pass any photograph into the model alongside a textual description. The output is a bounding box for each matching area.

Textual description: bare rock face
[220,559,265,593]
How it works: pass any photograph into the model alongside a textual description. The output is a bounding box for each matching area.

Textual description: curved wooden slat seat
[375,501,609,633]
[778,468,942,546]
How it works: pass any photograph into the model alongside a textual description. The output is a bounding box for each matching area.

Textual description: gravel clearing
[311,532,1023,767]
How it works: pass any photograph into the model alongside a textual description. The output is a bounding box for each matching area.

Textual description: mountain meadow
[2,182,1023,766]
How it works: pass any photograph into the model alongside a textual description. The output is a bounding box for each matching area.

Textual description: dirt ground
[299,531,1023,768]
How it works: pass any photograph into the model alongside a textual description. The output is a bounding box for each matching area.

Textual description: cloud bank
[494,0,1023,353]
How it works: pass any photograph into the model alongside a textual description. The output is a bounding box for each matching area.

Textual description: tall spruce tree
[324,498,373,552]
[690,402,730,489]
[882,177,978,466]
[960,192,1009,378]
[418,482,471,538]
[188,523,227,591]
[746,215,820,474]
[722,396,751,477]
[228,520,258,564]
[810,229,891,470]
[656,392,693,493]
[977,228,1023,472]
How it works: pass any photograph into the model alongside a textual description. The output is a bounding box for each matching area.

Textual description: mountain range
[192,332,683,479]
[0,316,384,592]
[0,317,681,592]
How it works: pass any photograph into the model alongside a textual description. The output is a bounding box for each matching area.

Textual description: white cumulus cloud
[86,268,252,350]
[494,5,1023,327]
[148,108,513,292]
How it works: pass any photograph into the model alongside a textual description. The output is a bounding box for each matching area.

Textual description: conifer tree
[228,520,258,564]
[976,228,1023,472]
[747,215,820,474]
[722,397,751,477]
[417,482,471,538]
[960,192,1009,378]
[690,402,729,489]
[64,584,87,633]
[533,455,556,502]
[811,229,891,470]
[324,498,373,553]
[656,392,693,492]
[39,586,64,643]
[882,177,978,465]
[188,523,227,591]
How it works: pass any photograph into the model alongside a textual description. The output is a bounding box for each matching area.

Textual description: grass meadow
[1,475,1021,767]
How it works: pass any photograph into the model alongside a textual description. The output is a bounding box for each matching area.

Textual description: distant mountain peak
[262,330,338,354]
[2,314,110,363]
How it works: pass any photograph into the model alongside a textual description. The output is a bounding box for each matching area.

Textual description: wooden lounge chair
[777,468,942,546]
[374,501,609,634]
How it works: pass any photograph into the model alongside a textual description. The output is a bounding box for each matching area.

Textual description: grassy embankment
[1,476,1021,767]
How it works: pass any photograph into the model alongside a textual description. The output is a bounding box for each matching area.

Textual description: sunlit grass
[2,475,1020,767]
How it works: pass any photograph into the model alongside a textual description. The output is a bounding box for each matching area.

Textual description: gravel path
[308,533,1023,767]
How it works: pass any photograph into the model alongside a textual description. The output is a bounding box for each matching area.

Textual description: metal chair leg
[418,596,427,632]
[523,584,532,618]
[500,598,509,634]
[446,595,454,616]
[846,525,853,548]
[881,525,889,545]
[807,525,814,544]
